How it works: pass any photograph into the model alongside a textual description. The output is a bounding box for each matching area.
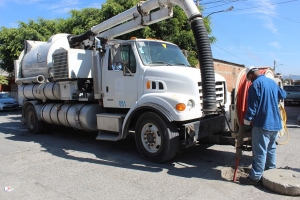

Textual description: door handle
[106,86,109,93]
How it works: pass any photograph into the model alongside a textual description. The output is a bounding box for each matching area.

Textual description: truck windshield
[136,41,190,67]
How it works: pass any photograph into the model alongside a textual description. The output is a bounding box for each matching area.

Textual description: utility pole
[273,60,283,73]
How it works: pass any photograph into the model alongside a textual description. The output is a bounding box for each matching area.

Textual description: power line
[212,20,262,63]
[203,0,300,24]
[200,0,247,5]
[212,44,251,64]
[237,0,300,24]
[201,0,230,5]
[203,0,246,9]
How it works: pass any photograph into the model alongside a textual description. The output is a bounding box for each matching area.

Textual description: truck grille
[53,50,68,79]
[198,81,226,107]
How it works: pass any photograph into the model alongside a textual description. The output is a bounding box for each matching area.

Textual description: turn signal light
[146,81,151,89]
[176,103,186,111]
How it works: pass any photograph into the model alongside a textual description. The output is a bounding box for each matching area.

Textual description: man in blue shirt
[239,66,286,185]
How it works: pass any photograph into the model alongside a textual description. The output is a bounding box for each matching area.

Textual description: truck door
[102,43,138,108]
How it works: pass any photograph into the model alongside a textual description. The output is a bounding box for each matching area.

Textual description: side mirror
[111,62,123,71]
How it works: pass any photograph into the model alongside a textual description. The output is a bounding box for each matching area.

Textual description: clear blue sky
[0,0,299,76]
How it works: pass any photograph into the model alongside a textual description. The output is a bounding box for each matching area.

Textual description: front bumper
[182,114,234,145]
[285,98,300,102]
[0,103,19,110]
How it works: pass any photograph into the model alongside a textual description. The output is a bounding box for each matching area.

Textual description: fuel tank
[41,103,104,131]
[18,82,61,100]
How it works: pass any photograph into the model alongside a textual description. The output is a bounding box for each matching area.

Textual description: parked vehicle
[0,93,19,110]
[283,85,300,104]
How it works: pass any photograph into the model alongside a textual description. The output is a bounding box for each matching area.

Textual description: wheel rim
[141,123,161,153]
[27,110,36,130]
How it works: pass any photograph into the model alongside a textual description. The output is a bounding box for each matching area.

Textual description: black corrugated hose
[190,16,217,114]
[69,30,93,45]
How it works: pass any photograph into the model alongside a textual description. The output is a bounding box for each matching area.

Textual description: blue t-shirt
[244,75,286,131]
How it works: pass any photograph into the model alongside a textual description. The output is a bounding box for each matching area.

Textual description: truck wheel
[25,105,44,134]
[135,112,179,163]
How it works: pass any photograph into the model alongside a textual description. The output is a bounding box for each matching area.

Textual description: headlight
[187,100,194,110]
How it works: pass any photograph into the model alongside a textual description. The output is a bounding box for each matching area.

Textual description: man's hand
[243,119,252,132]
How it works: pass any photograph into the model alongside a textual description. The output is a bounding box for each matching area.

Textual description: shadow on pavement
[0,109,252,181]
[291,168,300,173]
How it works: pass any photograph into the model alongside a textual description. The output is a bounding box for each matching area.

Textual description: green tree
[294,80,300,85]
[58,8,103,34]
[0,75,8,85]
[0,18,62,73]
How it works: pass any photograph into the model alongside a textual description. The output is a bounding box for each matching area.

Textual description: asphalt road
[0,105,299,200]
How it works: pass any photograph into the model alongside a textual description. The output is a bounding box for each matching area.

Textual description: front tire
[135,112,179,163]
[25,105,45,134]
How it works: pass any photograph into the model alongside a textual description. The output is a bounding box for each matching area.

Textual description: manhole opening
[221,166,251,181]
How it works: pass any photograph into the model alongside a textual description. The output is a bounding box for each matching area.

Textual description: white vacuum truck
[14,0,231,162]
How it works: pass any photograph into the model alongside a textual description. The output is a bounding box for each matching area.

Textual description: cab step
[95,113,126,141]
[96,131,120,141]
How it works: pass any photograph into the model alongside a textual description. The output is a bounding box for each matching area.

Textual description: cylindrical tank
[264,68,275,79]
[235,67,275,101]
[21,34,70,79]
[41,103,60,125]
[19,82,61,100]
[41,103,104,131]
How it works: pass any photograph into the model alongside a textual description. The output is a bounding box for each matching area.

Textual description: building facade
[197,58,245,92]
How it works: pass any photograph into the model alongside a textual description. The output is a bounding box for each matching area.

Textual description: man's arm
[244,86,259,121]
[278,87,287,99]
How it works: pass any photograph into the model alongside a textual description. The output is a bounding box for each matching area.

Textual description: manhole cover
[263,169,300,196]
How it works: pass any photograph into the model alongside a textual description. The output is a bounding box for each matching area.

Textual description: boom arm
[90,0,200,39]
[69,0,201,42]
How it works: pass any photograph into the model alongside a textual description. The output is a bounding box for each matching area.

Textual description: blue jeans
[249,126,278,181]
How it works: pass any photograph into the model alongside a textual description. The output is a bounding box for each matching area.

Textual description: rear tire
[25,105,45,134]
[135,112,179,163]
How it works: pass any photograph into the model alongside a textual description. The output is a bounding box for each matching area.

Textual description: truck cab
[103,38,227,117]
[97,38,230,162]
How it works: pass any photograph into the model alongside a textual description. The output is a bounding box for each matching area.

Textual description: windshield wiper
[149,61,172,66]
[175,62,190,67]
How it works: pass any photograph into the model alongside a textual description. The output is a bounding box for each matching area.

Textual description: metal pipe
[15,75,45,85]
